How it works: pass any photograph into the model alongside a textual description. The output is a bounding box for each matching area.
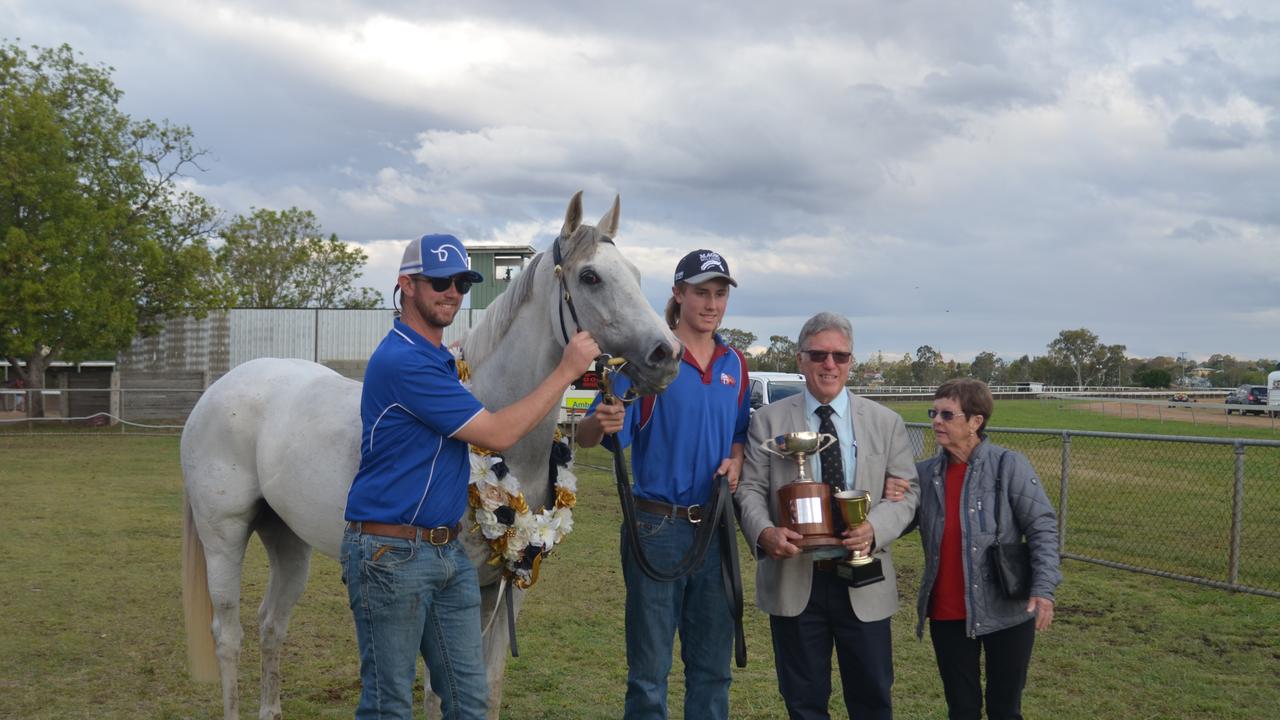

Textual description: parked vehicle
[1167,392,1194,407]
[749,371,807,411]
[1224,385,1269,416]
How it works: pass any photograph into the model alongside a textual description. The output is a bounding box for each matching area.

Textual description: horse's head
[554,191,681,395]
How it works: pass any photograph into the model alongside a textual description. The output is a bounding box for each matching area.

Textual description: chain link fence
[907,423,1280,598]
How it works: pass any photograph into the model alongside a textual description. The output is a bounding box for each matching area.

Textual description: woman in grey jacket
[914,378,1061,720]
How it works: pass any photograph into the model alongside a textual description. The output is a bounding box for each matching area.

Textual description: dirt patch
[1068,397,1280,430]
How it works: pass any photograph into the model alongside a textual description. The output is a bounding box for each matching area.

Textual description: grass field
[2,401,1279,719]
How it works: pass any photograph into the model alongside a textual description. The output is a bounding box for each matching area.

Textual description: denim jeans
[621,509,733,720]
[341,527,488,720]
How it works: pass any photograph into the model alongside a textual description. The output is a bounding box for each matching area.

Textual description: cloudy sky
[6,0,1279,362]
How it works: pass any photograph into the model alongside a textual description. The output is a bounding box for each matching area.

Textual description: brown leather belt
[634,497,705,523]
[347,521,460,546]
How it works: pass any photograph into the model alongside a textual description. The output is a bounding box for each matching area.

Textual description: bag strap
[992,449,1009,538]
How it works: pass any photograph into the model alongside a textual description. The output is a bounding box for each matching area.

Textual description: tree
[0,43,221,416]
[718,327,756,356]
[1134,368,1172,389]
[911,344,944,385]
[215,207,380,308]
[758,335,798,372]
[882,354,914,386]
[1047,328,1101,387]
[970,351,997,383]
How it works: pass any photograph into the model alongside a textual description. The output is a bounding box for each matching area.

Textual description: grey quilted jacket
[914,440,1061,639]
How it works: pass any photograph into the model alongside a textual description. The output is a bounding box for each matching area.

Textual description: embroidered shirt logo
[720,372,735,386]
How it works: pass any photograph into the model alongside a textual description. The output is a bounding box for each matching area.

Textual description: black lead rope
[607,434,747,667]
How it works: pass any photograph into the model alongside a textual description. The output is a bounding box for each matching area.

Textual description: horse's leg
[201,519,254,720]
[255,511,313,720]
[479,583,525,720]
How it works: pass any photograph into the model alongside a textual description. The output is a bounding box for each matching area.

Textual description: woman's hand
[1027,596,1054,630]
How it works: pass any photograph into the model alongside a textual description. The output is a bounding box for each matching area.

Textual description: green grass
[1,420,1278,719]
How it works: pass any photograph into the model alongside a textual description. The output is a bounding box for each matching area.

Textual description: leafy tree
[1047,328,1100,387]
[758,335,798,372]
[0,42,220,416]
[970,351,997,383]
[1093,344,1128,386]
[911,344,944,385]
[1134,368,1172,388]
[881,354,912,386]
[215,207,380,308]
[718,327,756,356]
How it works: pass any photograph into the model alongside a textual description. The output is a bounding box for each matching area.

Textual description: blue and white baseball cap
[673,249,737,287]
[399,234,484,281]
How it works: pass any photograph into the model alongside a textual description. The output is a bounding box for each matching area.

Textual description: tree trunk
[19,354,49,419]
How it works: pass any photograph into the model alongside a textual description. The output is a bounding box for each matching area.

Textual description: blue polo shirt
[345,319,485,528]
[589,336,750,506]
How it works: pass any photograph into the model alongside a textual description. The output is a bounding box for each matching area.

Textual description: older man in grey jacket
[738,312,919,720]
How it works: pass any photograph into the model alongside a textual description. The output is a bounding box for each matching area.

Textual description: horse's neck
[469,287,562,474]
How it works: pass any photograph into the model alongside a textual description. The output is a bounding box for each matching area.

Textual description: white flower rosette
[467,449,577,583]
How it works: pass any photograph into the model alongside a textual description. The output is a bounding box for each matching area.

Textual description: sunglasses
[927,409,967,422]
[416,275,473,295]
[800,350,852,364]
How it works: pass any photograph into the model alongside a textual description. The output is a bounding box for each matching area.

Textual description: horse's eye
[578,269,601,285]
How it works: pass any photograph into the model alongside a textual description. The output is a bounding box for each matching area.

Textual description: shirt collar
[803,385,850,420]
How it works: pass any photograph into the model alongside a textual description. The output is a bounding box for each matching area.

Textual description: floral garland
[467,441,577,589]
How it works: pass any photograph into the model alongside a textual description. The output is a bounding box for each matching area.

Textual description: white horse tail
[182,492,218,683]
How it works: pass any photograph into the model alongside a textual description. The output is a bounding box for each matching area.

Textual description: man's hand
[715,456,743,492]
[559,331,601,378]
[883,476,910,502]
[841,520,875,556]
[592,400,626,435]
[759,526,803,559]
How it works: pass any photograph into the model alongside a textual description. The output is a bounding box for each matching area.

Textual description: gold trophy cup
[761,431,845,553]
[834,489,885,587]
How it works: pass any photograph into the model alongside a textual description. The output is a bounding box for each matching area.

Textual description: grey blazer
[738,391,920,620]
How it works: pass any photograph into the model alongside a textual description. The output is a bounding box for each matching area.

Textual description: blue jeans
[621,509,733,720]
[341,527,488,720]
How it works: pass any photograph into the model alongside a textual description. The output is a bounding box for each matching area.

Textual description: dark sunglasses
[927,409,967,422]
[800,350,852,364]
[417,275,473,295]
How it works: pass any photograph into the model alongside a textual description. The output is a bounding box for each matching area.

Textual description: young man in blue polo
[342,233,600,720]
[577,249,750,720]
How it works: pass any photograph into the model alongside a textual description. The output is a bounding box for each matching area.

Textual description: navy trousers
[769,568,894,720]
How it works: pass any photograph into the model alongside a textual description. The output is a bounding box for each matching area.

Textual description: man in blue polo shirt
[577,249,750,720]
[342,233,600,720]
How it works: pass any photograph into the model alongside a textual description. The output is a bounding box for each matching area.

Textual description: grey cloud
[916,64,1057,110]
[1167,114,1257,150]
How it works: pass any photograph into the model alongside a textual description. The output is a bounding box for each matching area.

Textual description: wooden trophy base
[778,480,843,552]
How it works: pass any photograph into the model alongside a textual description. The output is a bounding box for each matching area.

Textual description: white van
[749,371,807,411]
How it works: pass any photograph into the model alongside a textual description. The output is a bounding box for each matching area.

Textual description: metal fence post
[1059,432,1071,552]
[1229,442,1245,587]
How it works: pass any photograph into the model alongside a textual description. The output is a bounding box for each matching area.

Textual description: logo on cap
[430,241,466,263]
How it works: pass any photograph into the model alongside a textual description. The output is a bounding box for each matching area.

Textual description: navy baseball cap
[673,249,737,287]
[400,234,484,282]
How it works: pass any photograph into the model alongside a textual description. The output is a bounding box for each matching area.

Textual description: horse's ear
[560,190,584,238]
[596,194,620,238]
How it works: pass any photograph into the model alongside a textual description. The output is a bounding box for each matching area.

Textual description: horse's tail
[182,492,219,683]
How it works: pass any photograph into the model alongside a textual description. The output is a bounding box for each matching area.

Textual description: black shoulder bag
[988,451,1032,599]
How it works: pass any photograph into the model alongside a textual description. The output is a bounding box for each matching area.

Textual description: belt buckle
[427,526,452,545]
[686,504,703,524]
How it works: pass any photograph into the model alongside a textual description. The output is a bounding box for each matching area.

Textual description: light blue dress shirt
[803,388,857,489]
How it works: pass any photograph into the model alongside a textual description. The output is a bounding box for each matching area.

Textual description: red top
[929,460,968,620]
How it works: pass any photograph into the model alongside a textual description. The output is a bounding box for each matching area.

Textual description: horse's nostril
[647,343,670,366]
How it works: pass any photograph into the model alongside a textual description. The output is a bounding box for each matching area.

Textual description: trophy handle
[760,437,786,458]
[816,433,837,453]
